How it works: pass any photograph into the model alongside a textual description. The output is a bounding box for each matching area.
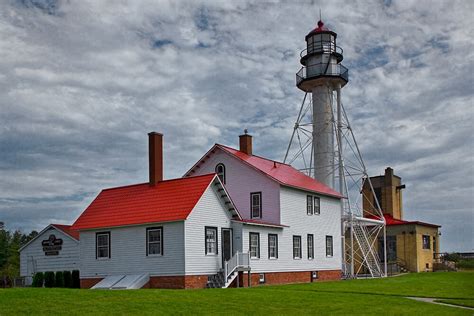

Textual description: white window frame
[307,195,320,215]
[314,197,320,215]
[326,235,333,257]
[249,232,260,259]
[147,227,163,256]
[205,227,218,255]
[96,232,110,260]
[307,234,314,259]
[307,195,313,215]
[215,163,226,184]
[293,235,302,259]
[268,234,278,259]
[250,192,262,218]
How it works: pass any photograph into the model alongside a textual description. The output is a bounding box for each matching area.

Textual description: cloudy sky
[0,0,472,251]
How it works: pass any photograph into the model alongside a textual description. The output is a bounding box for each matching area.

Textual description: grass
[0,272,473,315]
[269,271,474,299]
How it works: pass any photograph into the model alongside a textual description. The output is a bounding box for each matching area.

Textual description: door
[221,228,233,266]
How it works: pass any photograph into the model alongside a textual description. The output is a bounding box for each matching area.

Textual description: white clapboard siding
[20,227,79,277]
[241,185,342,273]
[190,148,282,224]
[79,221,185,278]
[184,184,233,275]
[232,222,243,253]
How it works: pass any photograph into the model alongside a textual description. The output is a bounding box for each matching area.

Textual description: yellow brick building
[362,168,441,272]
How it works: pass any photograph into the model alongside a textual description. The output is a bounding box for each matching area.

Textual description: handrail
[300,42,344,58]
[225,251,250,280]
[296,62,349,85]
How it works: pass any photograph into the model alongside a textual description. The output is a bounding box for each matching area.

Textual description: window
[268,234,278,259]
[205,227,218,255]
[293,235,302,259]
[307,195,313,215]
[313,197,320,215]
[249,232,260,259]
[146,227,163,256]
[307,195,320,215]
[259,273,265,284]
[326,236,333,257]
[422,235,431,249]
[96,232,110,259]
[215,163,226,184]
[433,237,437,253]
[307,234,314,259]
[250,192,262,218]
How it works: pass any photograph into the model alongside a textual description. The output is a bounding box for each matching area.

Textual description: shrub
[443,253,461,262]
[63,271,72,288]
[457,259,474,269]
[55,271,64,288]
[72,270,80,288]
[32,272,44,287]
[44,271,55,288]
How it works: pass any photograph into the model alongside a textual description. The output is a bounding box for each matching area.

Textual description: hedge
[63,271,72,288]
[32,272,44,287]
[44,271,55,288]
[72,270,80,288]
[55,271,64,288]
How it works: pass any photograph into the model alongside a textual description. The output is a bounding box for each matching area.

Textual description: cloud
[0,0,472,251]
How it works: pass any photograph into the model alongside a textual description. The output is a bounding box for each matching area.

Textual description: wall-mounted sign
[42,234,63,256]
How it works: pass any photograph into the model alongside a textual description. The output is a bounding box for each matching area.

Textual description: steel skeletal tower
[284,20,387,278]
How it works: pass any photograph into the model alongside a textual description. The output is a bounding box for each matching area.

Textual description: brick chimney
[148,132,163,186]
[239,130,252,156]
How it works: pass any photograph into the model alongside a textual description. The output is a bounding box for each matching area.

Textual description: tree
[0,230,10,271]
[0,228,41,286]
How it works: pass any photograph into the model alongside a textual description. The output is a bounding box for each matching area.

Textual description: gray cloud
[0,0,472,252]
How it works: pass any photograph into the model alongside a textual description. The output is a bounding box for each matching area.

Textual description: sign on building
[42,234,63,256]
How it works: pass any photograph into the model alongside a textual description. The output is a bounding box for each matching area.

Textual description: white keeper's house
[20,132,342,289]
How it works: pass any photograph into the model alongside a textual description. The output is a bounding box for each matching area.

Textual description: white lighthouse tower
[285,20,386,278]
[296,20,348,189]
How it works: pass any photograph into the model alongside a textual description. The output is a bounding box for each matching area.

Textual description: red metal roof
[216,144,342,198]
[312,20,330,33]
[72,174,216,230]
[369,214,440,228]
[52,224,80,240]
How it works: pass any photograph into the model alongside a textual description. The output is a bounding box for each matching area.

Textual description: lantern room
[296,20,348,92]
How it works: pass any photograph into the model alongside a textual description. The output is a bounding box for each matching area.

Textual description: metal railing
[224,251,250,280]
[300,41,343,58]
[296,62,348,85]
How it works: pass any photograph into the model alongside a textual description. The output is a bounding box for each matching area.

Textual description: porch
[207,251,251,288]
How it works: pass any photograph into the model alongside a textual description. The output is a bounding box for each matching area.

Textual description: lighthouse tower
[296,20,348,190]
[287,20,386,278]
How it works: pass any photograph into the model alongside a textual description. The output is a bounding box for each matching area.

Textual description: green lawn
[0,272,473,315]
